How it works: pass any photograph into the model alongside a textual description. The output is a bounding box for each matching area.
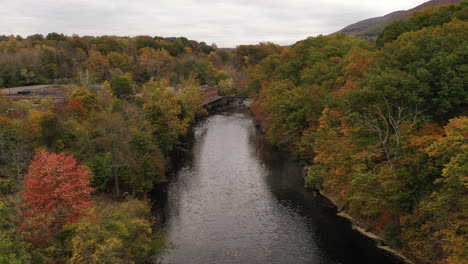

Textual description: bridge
[200,96,248,110]
[201,96,247,106]
[199,85,247,109]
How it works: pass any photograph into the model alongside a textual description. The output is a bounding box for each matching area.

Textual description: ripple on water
[158,109,401,264]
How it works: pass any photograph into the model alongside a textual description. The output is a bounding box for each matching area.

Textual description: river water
[158,107,402,264]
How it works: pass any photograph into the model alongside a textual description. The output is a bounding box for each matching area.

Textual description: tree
[235,42,283,67]
[44,63,58,80]
[64,198,165,264]
[128,129,166,195]
[137,48,174,82]
[376,2,467,47]
[110,74,133,99]
[0,201,31,264]
[143,78,186,153]
[372,19,468,121]
[106,52,133,72]
[396,117,468,263]
[176,74,206,124]
[70,87,100,113]
[89,111,131,196]
[88,153,113,192]
[0,116,32,193]
[97,80,115,109]
[46,32,67,41]
[191,59,219,85]
[20,150,94,246]
[418,117,467,263]
[218,78,236,96]
[86,50,109,81]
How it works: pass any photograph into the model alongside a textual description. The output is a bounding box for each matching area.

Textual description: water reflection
[159,108,402,264]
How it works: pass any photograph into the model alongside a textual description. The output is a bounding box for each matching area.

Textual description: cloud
[0,0,427,47]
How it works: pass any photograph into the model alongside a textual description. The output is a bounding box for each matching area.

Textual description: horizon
[1,0,429,48]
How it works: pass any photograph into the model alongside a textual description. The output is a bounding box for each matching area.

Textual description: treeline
[0,35,221,262]
[0,34,249,96]
[247,2,467,263]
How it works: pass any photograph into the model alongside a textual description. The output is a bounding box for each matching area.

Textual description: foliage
[88,153,113,192]
[0,199,31,264]
[191,59,219,85]
[176,75,207,123]
[249,4,467,263]
[0,33,241,92]
[0,3,465,262]
[0,32,239,264]
[376,1,468,47]
[413,117,467,263]
[20,150,94,246]
[110,73,134,99]
[251,34,373,157]
[143,79,187,153]
[64,198,167,264]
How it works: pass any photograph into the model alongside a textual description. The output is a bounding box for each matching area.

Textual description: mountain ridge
[332,0,462,40]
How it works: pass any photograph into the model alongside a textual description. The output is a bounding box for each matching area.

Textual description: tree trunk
[113,167,120,197]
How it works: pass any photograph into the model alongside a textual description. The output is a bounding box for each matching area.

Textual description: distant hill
[332,0,462,41]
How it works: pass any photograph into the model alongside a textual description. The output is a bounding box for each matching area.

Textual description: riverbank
[157,107,406,264]
[317,189,415,264]
[150,101,250,223]
[247,101,413,263]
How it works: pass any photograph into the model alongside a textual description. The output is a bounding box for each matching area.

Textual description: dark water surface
[158,108,402,264]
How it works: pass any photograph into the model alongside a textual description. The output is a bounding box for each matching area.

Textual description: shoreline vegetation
[318,188,415,264]
[0,35,246,263]
[248,2,466,263]
[0,1,466,263]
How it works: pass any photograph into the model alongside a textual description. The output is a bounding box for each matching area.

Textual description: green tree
[65,198,166,264]
[176,75,206,124]
[88,153,113,192]
[44,63,59,80]
[191,60,219,85]
[107,52,133,73]
[143,79,186,153]
[110,74,134,99]
[0,200,31,264]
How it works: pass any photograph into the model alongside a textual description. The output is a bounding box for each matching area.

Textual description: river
[157,107,403,264]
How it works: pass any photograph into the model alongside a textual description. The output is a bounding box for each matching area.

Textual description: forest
[0,34,247,263]
[0,1,466,264]
[249,2,467,263]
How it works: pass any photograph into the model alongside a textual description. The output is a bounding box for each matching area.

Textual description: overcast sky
[1,0,427,47]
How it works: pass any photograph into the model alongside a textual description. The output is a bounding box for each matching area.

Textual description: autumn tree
[86,50,109,81]
[67,87,101,118]
[376,2,467,47]
[20,150,94,246]
[96,80,115,110]
[0,116,32,193]
[143,78,186,153]
[128,129,166,195]
[191,59,219,85]
[110,73,134,99]
[235,42,283,67]
[371,19,468,121]
[137,48,174,82]
[106,51,133,73]
[176,74,206,124]
[89,111,131,196]
[0,200,31,264]
[248,8,466,263]
[401,117,468,263]
[64,198,165,264]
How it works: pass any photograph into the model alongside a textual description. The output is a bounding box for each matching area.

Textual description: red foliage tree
[20,149,94,246]
[66,98,88,117]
